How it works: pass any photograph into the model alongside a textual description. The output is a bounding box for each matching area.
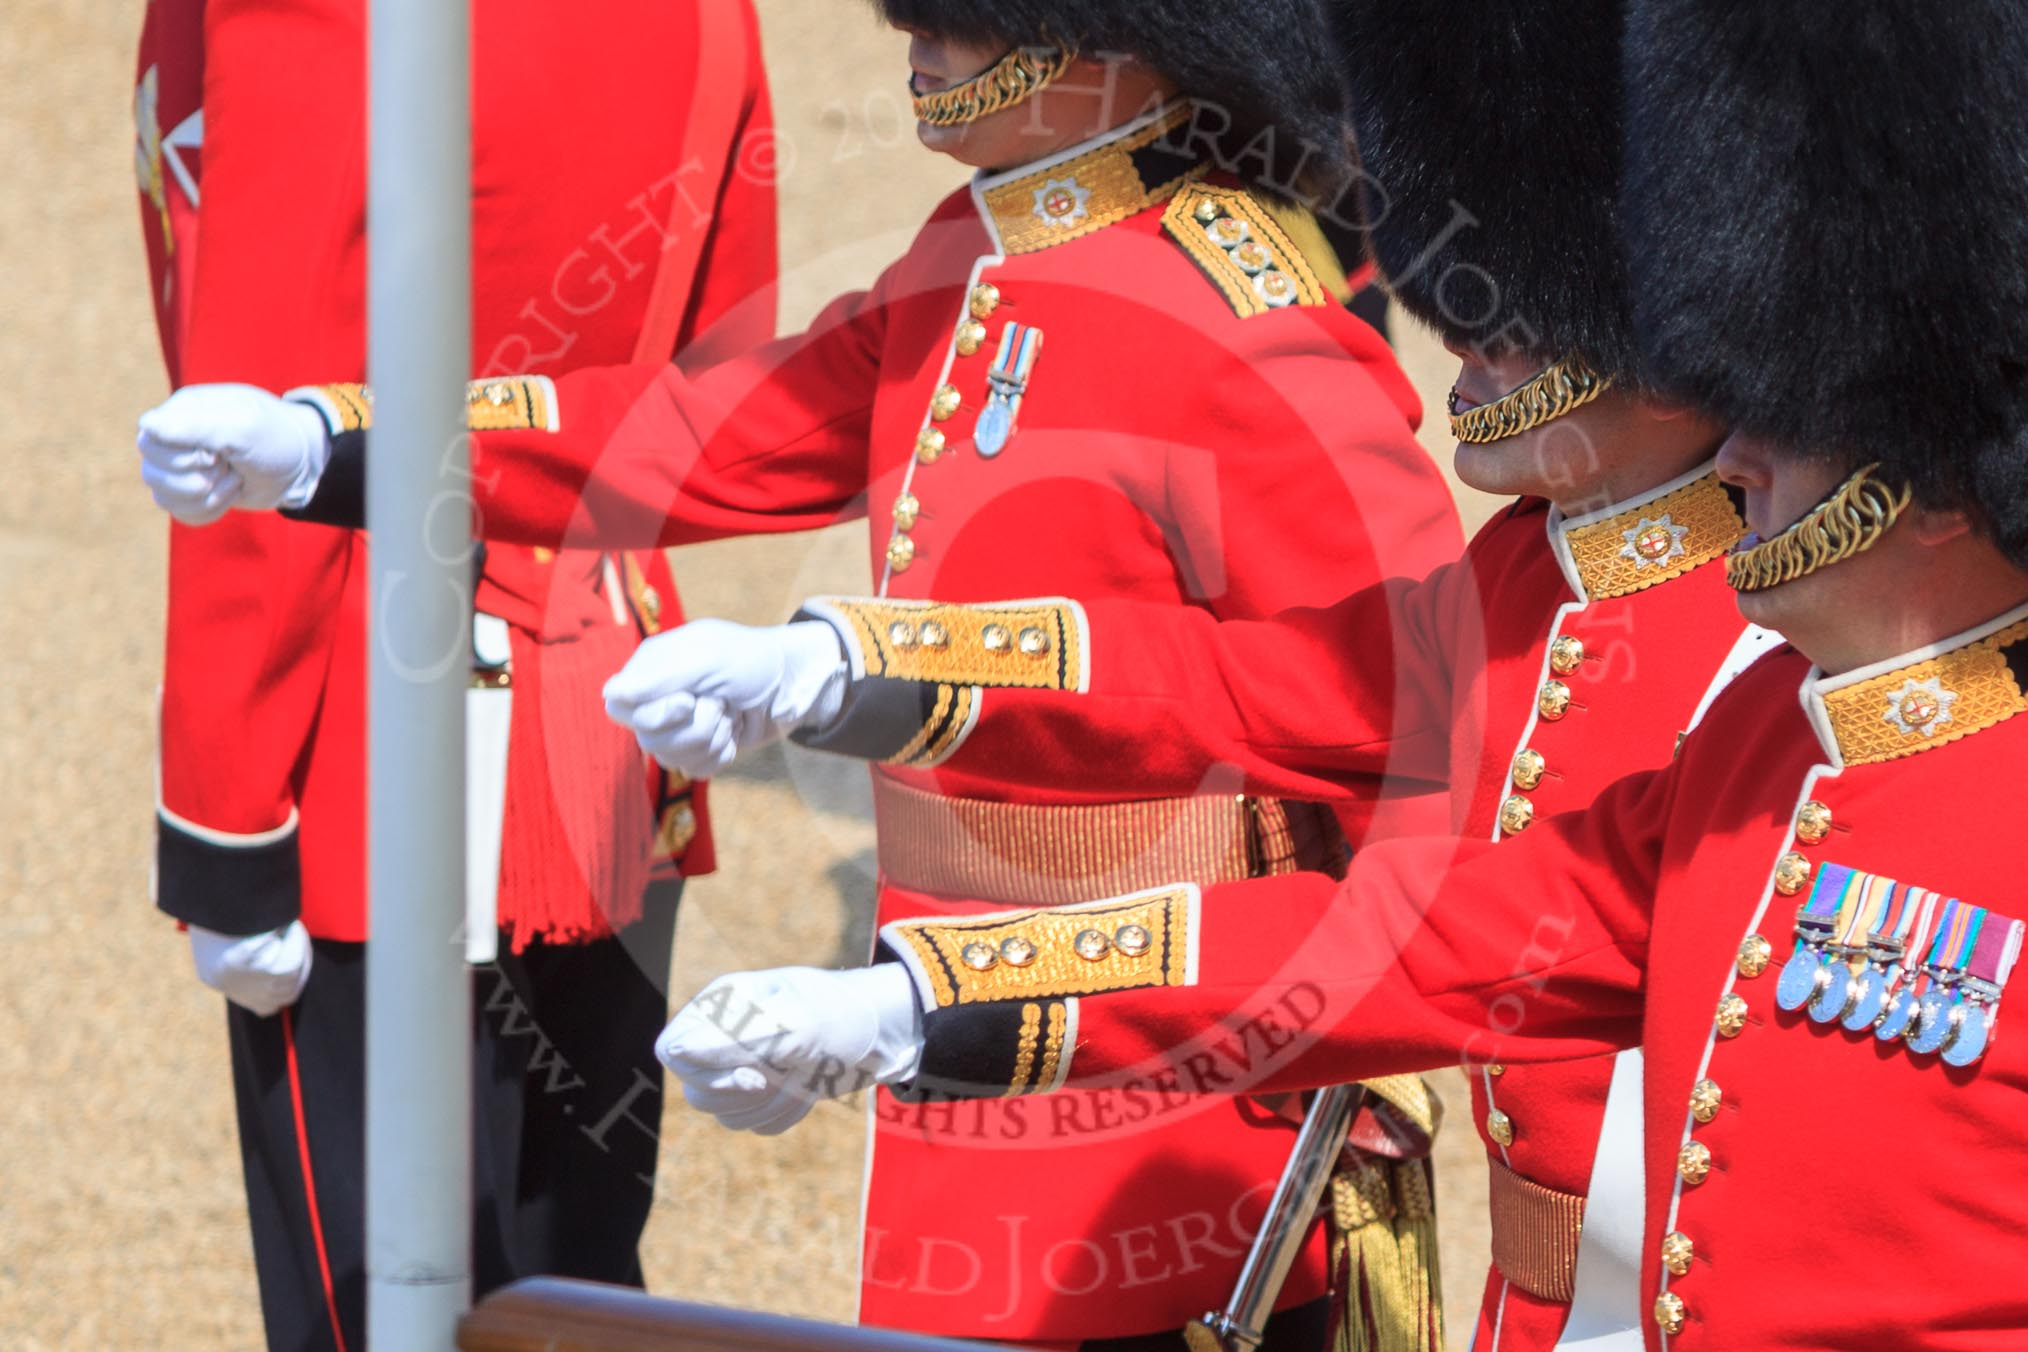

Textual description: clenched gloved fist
[602,619,848,780]
[188,921,315,1018]
[137,384,331,525]
[656,965,923,1136]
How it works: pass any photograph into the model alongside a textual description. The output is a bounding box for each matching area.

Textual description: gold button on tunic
[1539,680,1572,720]
[1715,993,1749,1038]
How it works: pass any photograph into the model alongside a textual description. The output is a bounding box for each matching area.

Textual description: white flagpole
[365,0,473,1344]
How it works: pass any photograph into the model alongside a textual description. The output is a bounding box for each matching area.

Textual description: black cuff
[281,429,366,530]
[786,605,978,765]
[878,941,1066,1102]
[791,675,951,763]
[156,814,302,935]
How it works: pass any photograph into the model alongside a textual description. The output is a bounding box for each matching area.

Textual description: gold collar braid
[1725,464,1913,593]
[1449,356,1612,444]
[912,44,1077,129]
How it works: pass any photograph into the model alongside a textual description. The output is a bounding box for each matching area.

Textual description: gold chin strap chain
[1725,462,1913,593]
[912,44,1077,128]
[1448,355,1611,445]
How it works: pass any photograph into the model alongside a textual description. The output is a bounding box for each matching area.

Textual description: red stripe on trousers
[282,1007,350,1352]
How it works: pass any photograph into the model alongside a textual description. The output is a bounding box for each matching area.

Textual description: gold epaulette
[1162,183,1332,318]
[287,377,560,436]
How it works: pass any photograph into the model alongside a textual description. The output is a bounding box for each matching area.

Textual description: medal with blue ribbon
[1939,912,2022,1066]
[1777,863,1853,1012]
[1904,900,1982,1054]
[974,322,1042,460]
[1875,894,1948,1044]
[1810,871,1895,1024]
[1844,882,1932,1032]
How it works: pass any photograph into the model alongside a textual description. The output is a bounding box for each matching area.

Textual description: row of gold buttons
[1502,634,1586,837]
[882,618,1055,658]
[958,922,1154,973]
[1656,794,1833,1335]
[887,283,1003,576]
[1191,198,1302,308]
[1485,637,1588,1152]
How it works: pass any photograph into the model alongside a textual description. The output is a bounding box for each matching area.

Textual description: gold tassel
[1330,1157,1444,1352]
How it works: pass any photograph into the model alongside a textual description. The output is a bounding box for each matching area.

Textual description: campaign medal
[1940,913,2024,1067]
[1845,884,1932,1032]
[1905,899,1981,1055]
[1777,863,1853,1012]
[973,322,1042,460]
[1810,872,1893,1024]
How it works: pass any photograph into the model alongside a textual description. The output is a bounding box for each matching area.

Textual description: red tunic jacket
[889,604,2028,1350]
[137,0,777,943]
[797,466,1762,1347]
[289,104,1462,1341]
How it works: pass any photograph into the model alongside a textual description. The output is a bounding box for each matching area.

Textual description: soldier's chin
[1730,564,1817,632]
[1452,436,1550,500]
[916,117,969,154]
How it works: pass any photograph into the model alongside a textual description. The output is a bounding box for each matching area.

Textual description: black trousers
[225,885,679,1352]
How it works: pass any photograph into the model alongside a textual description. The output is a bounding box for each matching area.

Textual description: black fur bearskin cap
[1336,0,1641,384]
[1624,0,2028,561]
[875,0,1356,200]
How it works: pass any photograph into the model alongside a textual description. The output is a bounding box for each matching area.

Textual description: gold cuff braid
[912,45,1077,128]
[1724,463,1913,593]
[1448,356,1611,445]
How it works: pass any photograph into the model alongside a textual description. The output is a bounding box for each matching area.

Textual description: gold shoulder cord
[1448,355,1611,445]
[1725,463,1913,593]
[912,44,1077,128]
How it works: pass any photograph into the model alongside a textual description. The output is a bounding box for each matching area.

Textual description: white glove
[602,619,849,780]
[657,965,923,1136]
[188,921,315,1018]
[137,384,331,524]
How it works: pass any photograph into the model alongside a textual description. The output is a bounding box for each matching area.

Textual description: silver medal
[1845,966,1893,1032]
[1906,987,1957,1054]
[1942,1002,1994,1067]
[1876,984,1919,1042]
[1809,963,1854,1024]
[1776,943,1826,1012]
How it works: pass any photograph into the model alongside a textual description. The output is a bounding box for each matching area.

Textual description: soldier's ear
[1639,399,1727,446]
[1909,505,1976,549]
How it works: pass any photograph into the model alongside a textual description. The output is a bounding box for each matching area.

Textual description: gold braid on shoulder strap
[912,44,1077,128]
[1725,463,1913,593]
[1448,355,1610,445]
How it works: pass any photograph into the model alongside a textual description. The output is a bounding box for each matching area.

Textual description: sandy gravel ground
[0,3,1496,1346]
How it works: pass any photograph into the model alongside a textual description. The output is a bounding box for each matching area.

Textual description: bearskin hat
[1336,1,1640,383]
[874,0,1355,198]
[1624,0,2028,560]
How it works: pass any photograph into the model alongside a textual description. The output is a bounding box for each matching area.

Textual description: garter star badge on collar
[1033,177,1093,230]
[1883,677,1957,739]
[975,323,1043,460]
[1620,514,1690,569]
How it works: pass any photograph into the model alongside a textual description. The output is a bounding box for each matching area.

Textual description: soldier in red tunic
[130,3,1464,1343]
[577,6,1767,1346]
[650,3,2028,1348]
[132,2,774,1346]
